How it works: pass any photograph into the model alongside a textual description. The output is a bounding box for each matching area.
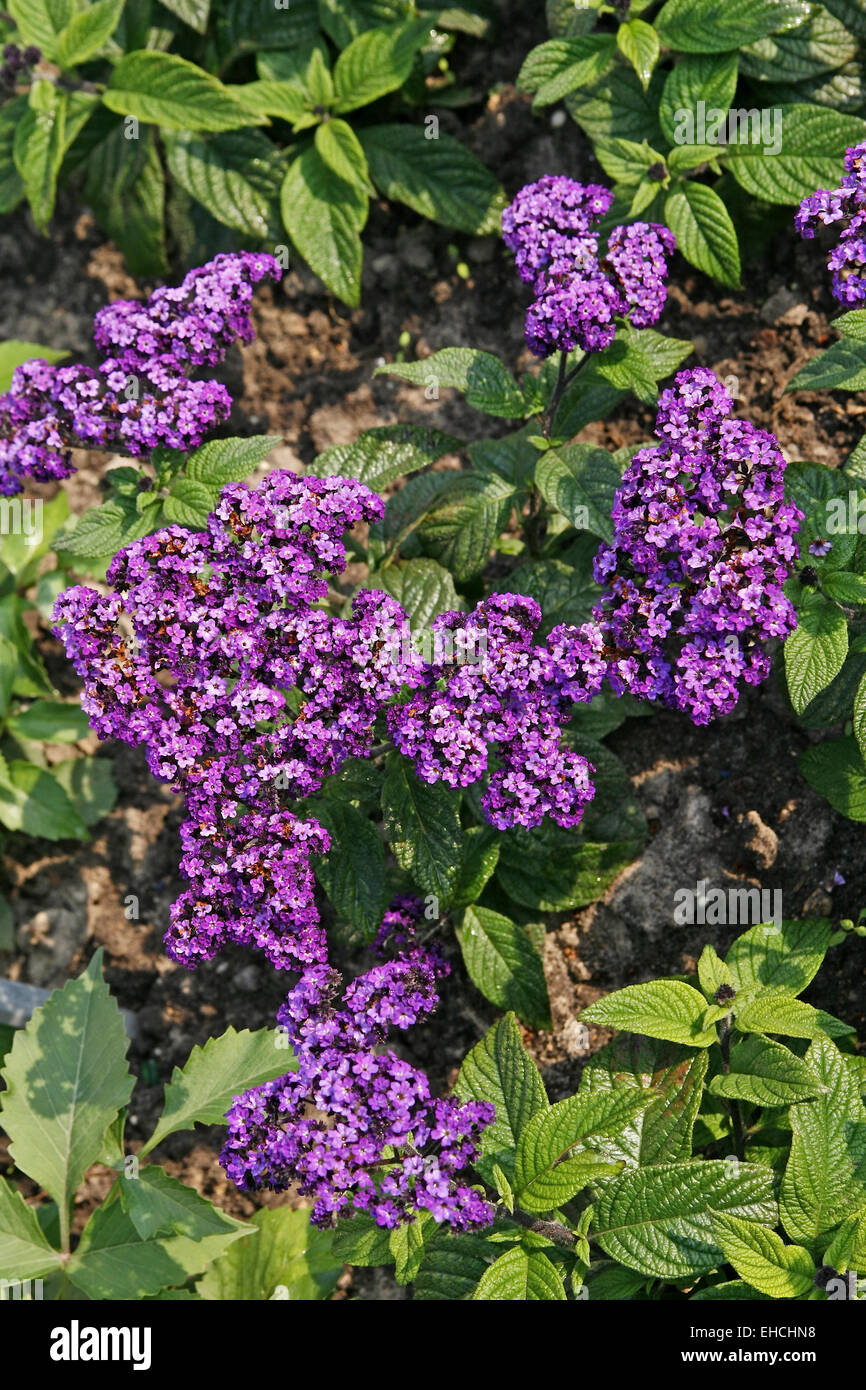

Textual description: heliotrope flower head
[591,367,802,724]
[502,176,676,356]
[796,143,866,304]
[0,252,280,494]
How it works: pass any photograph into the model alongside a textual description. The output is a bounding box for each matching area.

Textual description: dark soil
[1,0,864,1297]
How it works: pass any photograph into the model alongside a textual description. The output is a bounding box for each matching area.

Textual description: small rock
[236,965,260,992]
[803,887,833,917]
[742,809,779,869]
[760,287,804,325]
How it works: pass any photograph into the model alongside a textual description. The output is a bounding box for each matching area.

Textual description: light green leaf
[0,1178,64,1282]
[799,736,866,821]
[581,980,719,1048]
[55,0,124,67]
[616,18,659,90]
[185,434,280,488]
[854,671,866,761]
[333,20,428,112]
[164,128,283,240]
[711,1212,815,1298]
[315,119,371,194]
[50,756,117,829]
[163,478,215,529]
[160,0,210,33]
[140,1026,295,1157]
[580,1036,709,1166]
[8,0,74,59]
[517,35,618,108]
[725,919,832,996]
[376,347,525,418]
[656,0,810,53]
[473,1246,566,1300]
[592,1160,778,1279]
[0,761,89,840]
[727,105,866,205]
[120,1166,243,1242]
[665,182,741,288]
[13,85,67,232]
[281,146,365,306]
[454,1013,548,1183]
[0,951,133,1215]
[0,339,68,394]
[197,1206,341,1300]
[785,593,849,714]
[709,1034,827,1106]
[416,472,518,581]
[514,1089,648,1214]
[104,51,265,132]
[457,906,550,1030]
[535,443,620,543]
[390,1209,434,1285]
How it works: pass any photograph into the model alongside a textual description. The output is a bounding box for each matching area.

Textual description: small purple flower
[797,143,866,304]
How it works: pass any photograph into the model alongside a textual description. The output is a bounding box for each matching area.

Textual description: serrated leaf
[711,1212,814,1297]
[592,1160,778,1279]
[665,182,741,288]
[581,981,719,1048]
[854,671,866,761]
[725,919,831,997]
[659,51,738,147]
[457,906,550,1029]
[163,478,215,529]
[307,798,385,937]
[535,443,620,543]
[580,1035,709,1166]
[823,570,866,605]
[5,699,89,744]
[656,0,810,53]
[140,1026,295,1157]
[377,347,525,418]
[785,593,848,713]
[416,472,518,582]
[164,128,283,240]
[104,51,265,132]
[281,146,365,306]
[360,124,505,235]
[740,7,856,83]
[381,752,462,901]
[789,336,866,391]
[185,434,280,487]
[454,1013,548,1183]
[735,992,834,1041]
[197,1206,341,1300]
[414,1228,493,1300]
[728,105,866,205]
[474,1245,565,1300]
[709,1034,826,1106]
[310,424,460,492]
[799,736,866,821]
[0,1178,64,1281]
[390,1210,433,1285]
[514,1090,647,1213]
[55,0,123,66]
[120,1166,241,1242]
[780,1034,866,1251]
[0,951,133,1216]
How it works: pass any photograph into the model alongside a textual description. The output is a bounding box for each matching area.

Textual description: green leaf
[0,951,133,1215]
[616,18,659,90]
[162,478,216,529]
[580,1035,709,1166]
[364,558,461,633]
[51,756,117,829]
[789,336,866,391]
[140,1026,295,1157]
[8,0,74,59]
[330,1212,392,1267]
[67,111,167,277]
[185,434,280,488]
[120,1166,243,1242]
[197,1206,341,1300]
[799,736,866,821]
[514,1090,649,1214]
[54,499,140,562]
[500,555,600,637]
[308,799,385,937]
[0,1178,64,1281]
[473,1246,565,1300]
[333,20,427,112]
[215,0,319,64]
[159,0,210,33]
[55,0,123,66]
[451,825,499,910]
[711,1213,815,1298]
[854,671,866,762]
[381,752,462,901]
[359,124,505,235]
[659,52,738,148]
[593,136,664,188]
[414,1228,493,1300]
[739,7,856,83]
[664,183,741,288]
[727,105,866,205]
[517,36,618,108]
[0,761,89,840]
[535,443,620,543]
[568,61,666,145]
[314,118,371,195]
[310,424,460,492]
[726,919,832,997]
[0,97,25,214]
[457,906,550,1029]
[0,635,18,719]
[104,51,264,133]
[390,1209,434,1285]
[13,85,67,232]
[656,0,810,53]
[709,1034,827,1106]
[68,1199,249,1299]
[454,1013,548,1183]
[416,472,518,581]
[236,79,309,125]
[318,0,408,46]
[496,828,643,913]
[823,570,866,605]
[592,1160,778,1279]
[785,593,849,714]
[698,944,733,1000]
[164,129,283,240]
[780,1035,866,1250]
[376,347,525,418]
[5,699,89,744]
[581,981,719,1048]
[281,146,365,306]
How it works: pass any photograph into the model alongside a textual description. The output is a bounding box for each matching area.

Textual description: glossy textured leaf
[725,919,832,996]
[55,0,123,66]
[709,1034,826,1106]
[360,124,505,235]
[281,147,365,306]
[593,1160,778,1279]
[517,36,618,107]
[382,753,462,900]
[0,760,88,840]
[664,183,741,288]
[580,1035,709,1166]
[711,1212,814,1297]
[799,736,866,820]
[535,443,620,543]
[365,558,462,633]
[739,8,856,82]
[785,593,849,713]
[8,0,74,59]
[727,105,866,205]
[377,348,525,418]
[104,52,265,132]
[0,952,133,1213]
[457,906,550,1029]
[13,86,67,232]
[185,435,280,488]
[164,129,283,239]
[454,1013,548,1182]
[473,1245,566,1300]
[616,18,660,89]
[514,1089,649,1213]
[659,52,738,147]
[416,472,518,581]
[656,0,810,53]
[308,798,385,937]
[160,0,210,33]
[581,981,719,1048]
[310,424,460,491]
[789,336,866,390]
[333,21,427,112]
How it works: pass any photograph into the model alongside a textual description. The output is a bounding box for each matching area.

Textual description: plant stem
[544,353,589,438]
[718,1013,745,1162]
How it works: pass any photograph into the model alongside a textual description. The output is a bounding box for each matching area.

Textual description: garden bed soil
[1,2,864,1296]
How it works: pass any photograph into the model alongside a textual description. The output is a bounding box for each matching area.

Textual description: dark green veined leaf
[376,347,525,418]
[659,52,739,147]
[727,105,866,206]
[281,146,366,306]
[739,8,856,83]
[785,592,848,714]
[593,136,664,188]
[364,558,461,632]
[318,0,410,46]
[664,182,741,288]
[359,124,505,235]
[119,1166,242,1242]
[567,63,665,146]
[13,84,67,232]
[332,19,429,112]
[382,752,462,901]
[104,51,266,132]
[413,1228,494,1300]
[416,472,518,581]
[496,823,644,912]
[185,435,280,487]
[164,129,283,240]
[163,478,215,529]
[451,825,499,909]
[159,0,210,33]
[516,35,618,108]
[655,0,810,54]
[307,798,385,938]
[310,424,460,492]
[499,553,601,637]
[535,443,621,543]
[454,1013,548,1183]
[788,336,866,391]
[581,981,719,1048]
[0,96,25,214]
[592,1160,778,1279]
[65,110,167,276]
[799,736,866,821]
[457,906,550,1029]
[214,0,319,65]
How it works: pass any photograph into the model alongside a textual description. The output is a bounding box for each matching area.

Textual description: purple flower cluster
[0,251,279,494]
[222,897,495,1230]
[502,176,675,357]
[591,368,801,724]
[796,143,866,304]
[388,594,605,829]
